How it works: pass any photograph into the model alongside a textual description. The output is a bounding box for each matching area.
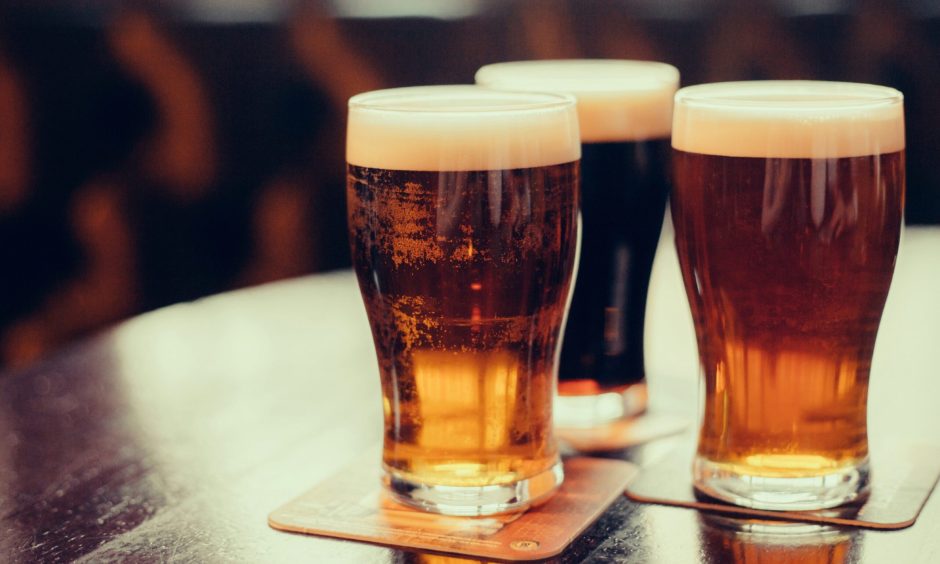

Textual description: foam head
[475,60,679,143]
[672,81,905,158]
[347,85,580,171]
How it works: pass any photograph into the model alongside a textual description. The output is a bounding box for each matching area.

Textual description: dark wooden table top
[2,224,939,563]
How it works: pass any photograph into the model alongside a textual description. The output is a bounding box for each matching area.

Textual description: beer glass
[476,60,679,428]
[671,81,905,510]
[347,86,581,515]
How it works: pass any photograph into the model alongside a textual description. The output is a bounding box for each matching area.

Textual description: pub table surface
[1,223,939,563]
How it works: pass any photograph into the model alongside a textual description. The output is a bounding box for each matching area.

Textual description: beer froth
[673,81,905,159]
[476,60,678,142]
[347,85,580,171]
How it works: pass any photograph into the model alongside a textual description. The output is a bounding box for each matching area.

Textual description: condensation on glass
[347,86,581,515]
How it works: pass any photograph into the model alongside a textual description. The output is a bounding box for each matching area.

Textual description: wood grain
[0,225,938,562]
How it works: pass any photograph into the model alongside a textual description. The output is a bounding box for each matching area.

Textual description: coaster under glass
[625,439,940,529]
[270,454,638,561]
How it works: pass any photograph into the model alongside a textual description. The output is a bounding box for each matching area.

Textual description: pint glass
[476,60,678,428]
[671,81,905,510]
[347,86,581,515]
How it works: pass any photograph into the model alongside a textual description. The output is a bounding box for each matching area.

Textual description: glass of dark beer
[347,86,581,515]
[671,81,905,510]
[476,60,679,428]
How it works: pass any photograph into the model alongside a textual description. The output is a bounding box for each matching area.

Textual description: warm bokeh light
[0,0,936,370]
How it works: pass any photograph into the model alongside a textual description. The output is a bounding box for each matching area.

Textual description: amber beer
[346,86,580,515]
[671,81,905,510]
[476,60,678,427]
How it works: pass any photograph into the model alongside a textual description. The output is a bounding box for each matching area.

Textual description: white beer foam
[672,81,905,158]
[347,85,580,171]
[475,60,679,143]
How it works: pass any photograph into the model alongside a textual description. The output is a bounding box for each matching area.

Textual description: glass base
[554,382,647,428]
[383,460,564,516]
[693,455,870,511]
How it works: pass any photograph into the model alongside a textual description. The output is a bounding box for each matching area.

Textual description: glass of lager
[476,60,679,428]
[346,86,581,515]
[671,81,905,510]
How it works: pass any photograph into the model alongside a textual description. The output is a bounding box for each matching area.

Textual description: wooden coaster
[269,455,638,561]
[624,440,940,530]
[556,412,689,453]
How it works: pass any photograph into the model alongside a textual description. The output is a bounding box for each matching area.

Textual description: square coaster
[624,439,940,529]
[556,412,689,453]
[269,455,638,561]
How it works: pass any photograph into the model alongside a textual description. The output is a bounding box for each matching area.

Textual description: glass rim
[348,85,577,114]
[675,80,903,110]
[475,59,680,93]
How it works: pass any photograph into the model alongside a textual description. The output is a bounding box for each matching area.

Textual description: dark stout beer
[477,60,678,427]
[346,86,580,515]
[671,81,905,510]
[560,139,670,393]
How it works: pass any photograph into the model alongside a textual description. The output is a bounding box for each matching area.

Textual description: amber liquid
[672,150,904,477]
[700,516,853,564]
[348,163,579,487]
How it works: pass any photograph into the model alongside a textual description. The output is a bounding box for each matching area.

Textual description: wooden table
[1,224,939,563]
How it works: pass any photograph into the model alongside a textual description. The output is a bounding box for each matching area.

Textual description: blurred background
[0,0,937,368]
